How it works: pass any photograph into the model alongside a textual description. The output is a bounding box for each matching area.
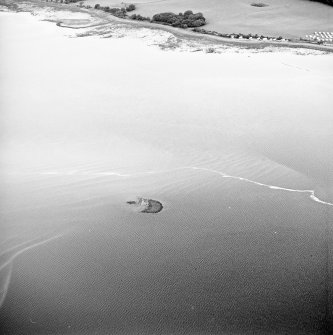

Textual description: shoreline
[2,0,333,53]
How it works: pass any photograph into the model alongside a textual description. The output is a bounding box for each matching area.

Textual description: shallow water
[0,9,333,334]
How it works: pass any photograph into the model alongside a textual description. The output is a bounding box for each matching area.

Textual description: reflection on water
[1,9,333,335]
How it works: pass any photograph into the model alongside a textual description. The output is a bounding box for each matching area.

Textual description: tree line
[152,11,206,28]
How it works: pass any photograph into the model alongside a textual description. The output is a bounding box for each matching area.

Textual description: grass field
[83,0,333,38]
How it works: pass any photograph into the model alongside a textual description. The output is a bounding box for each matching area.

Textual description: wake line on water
[36,167,333,206]
[0,234,64,273]
[119,166,332,206]
[0,264,12,308]
[0,237,45,258]
[40,171,131,177]
[187,166,333,207]
[123,166,333,206]
[0,234,64,308]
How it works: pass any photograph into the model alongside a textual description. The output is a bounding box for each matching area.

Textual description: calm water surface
[0,10,332,334]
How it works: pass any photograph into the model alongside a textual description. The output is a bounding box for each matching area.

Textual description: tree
[126,4,136,11]
[189,19,205,27]
[184,10,193,17]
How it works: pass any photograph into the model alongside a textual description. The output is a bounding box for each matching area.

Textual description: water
[0,9,332,334]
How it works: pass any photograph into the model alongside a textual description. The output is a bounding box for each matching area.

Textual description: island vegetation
[127,197,163,214]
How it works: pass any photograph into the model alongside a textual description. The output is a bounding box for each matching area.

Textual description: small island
[127,197,163,214]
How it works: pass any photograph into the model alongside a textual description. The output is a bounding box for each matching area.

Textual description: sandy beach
[0,2,333,334]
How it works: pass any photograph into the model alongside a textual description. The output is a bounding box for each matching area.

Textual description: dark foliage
[92,5,205,26]
[310,0,333,5]
[192,28,288,41]
[152,10,206,28]
[99,6,127,17]
[184,10,193,16]
[251,3,268,7]
[130,14,150,21]
[126,4,136,11]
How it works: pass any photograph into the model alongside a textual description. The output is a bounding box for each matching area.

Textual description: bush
[130,14,150,21]
[109,7,120,14]
[189,19,205,27]
[94,5,127,18]
[206,47,215,53]
[126,4,136,11]
[184,10,193,17]
[251,3,268,7]
[153,12,175,23]
[188,13,204,20]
